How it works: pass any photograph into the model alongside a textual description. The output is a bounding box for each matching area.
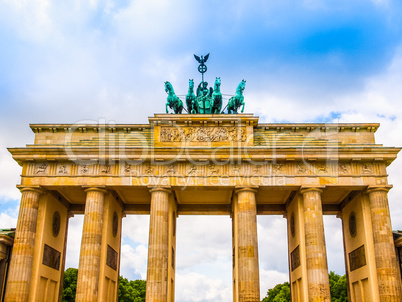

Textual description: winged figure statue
[194,53,210,64]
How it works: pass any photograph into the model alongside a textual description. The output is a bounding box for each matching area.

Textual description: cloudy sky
[1,0,402,301]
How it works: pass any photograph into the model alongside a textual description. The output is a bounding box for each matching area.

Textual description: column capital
[235,186,258,194]
[83,186,108,194]
[17,185,43,195]
[148,186,172,194]
[366,185,392,194]
[299,186,325,195]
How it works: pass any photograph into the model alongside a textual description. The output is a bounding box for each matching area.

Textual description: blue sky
[1,0,402,301]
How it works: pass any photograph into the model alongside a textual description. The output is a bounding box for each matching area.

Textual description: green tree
[61,268,146,302]
[261,282,290,302]
[329,271,348,302]
[118,276,146,302]
[261,272,348,302]
[62,268,78,302]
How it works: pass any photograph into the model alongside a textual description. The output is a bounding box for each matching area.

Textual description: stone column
[146,187,171,302]
[300,187,331,301]
[235,187,260,302]
[367,186,402,301]
[76,187,107,302]
[4,187,42,302]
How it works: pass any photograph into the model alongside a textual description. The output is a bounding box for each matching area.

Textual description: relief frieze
[296,162,307,174]
[253,165,262,175]
[338,163,350,175]
[57,163,69,175]
[187,164,198,176]
[315,163,328,174]
[144,164,154,175]
[273,163,284,175]
[35,163,48,175]
[362,163,373,174]
[165,164,177,175]
[25,161,383,179]
[100,164,111,174]
[160,126,247,142]
[79,164,93,175]
[124,163,131,173]
[231,164,242,175]
[208,164,220,176]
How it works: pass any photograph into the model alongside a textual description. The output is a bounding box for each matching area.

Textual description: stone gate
[4,114,402,301]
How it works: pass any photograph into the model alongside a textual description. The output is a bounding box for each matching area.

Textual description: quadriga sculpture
[165,81,183,114]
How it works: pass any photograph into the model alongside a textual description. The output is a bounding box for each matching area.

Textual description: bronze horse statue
[186,79,199,114]
[227,80,246,114]
[165,81,183,114]
[211,77,222,114]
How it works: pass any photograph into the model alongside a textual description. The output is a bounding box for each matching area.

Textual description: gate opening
[175,215,232,302]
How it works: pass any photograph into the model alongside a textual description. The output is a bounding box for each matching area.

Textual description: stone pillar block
[234,187,260,302]
[76,187,107,302]
[146,187,171,302]
[300,187,331,301]
[4,187,42,302]
[367,186,402,301]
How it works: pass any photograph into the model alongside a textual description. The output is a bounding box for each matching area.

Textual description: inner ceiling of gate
[47,185,364,216]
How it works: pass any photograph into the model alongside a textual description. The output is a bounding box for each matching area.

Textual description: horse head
[214,77,221,90]
[164,81,173,93]
[237,79,246,93]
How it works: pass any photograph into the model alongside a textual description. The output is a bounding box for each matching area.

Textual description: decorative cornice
[257,123,379,133]
[28,121,379,134]
[149,113,259,127]
[30,124,150,133]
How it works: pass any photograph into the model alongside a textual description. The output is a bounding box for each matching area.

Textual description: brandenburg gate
[4,113,402,301]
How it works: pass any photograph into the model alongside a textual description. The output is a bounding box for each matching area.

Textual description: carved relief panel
[154,124,254,147]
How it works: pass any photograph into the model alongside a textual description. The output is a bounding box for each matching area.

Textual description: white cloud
[120,243,148,280]
[0,207,18,229]
[259,269,289,298]
[257,216,289,273]
[0,151,21,200]
[65,215,84,269]
[122,215,150,245]
[0,0,53,41]
[334,47,402,231]
[323,216,345,274]
[176,216,232,272]
[175,272,231,302]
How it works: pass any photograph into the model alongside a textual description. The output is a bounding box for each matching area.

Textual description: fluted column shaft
[146,187,171,302]
[76,188,107,302]
[236,188,260,302]
[367,187,402,301]
[4,187,42,302]
[301,187,331,301]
